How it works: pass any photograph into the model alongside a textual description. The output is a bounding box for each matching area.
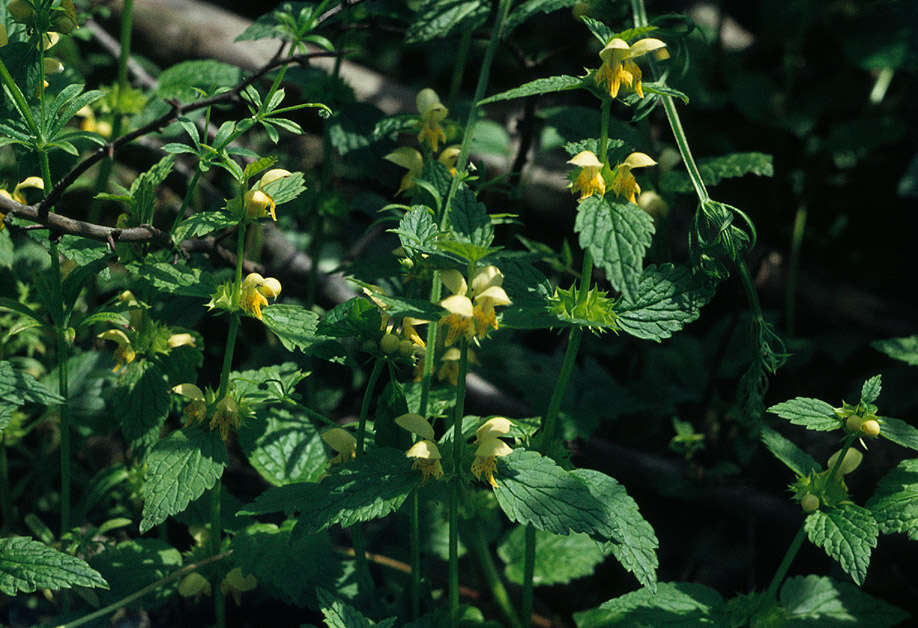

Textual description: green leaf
[368,293,446,322]
[493,450,616,540]
[450,186,494,249]
[498,526,608,586]
[760,427,820,477]
[479,75,586,105]
[0,537,108,595]
[129,156,174,225]
[318,587,398,627]
[132,260,225,298]
[0,360,65,407]
[58,236,110,265]
[317,298,382,339]
[878,416,918,452]
[238,406,326,486]
[156,60,243,101]
[261,171,307,206]
[661,152,773,195]
[0,298,44,325]
[804,504,878,585]
[575,196,654,301]
[140,427,228,533]
[504,0,578,37]
[173,211,238,241]
[571,468,658,590]
[117,362,170,450]
[406,0,490,44]
[230,362,308,406]
[860,374,882,405]
[866,459,918,539]
[77,310,131,330]
[617,264,715,341]
[872,335,918,366]
[90,539,182,609]
[767,397,840,431]
[232,521,341,608]
[780,575,909,627]
[261,305,343,360]
[391,205,438,256]
[574,582,726,628]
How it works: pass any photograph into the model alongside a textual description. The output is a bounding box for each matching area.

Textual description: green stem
[169,170,202,235]
[56,552,231,628]
[449,340,470,628]
[598,99,611,163]
[660,95,709,203]
[536,328,583,453]
[210,482,225,628]
[465,519,524,628]
[356,356,385,454]
[763,523,806,601]
[785,205,807,336]
[0,435,10,531]
[447,29,473,111]
[409,488,421,619]
[520,524,536,628]
[0,58,37,135]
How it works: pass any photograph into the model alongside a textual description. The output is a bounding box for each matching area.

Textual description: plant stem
[168,170,202,235]
[55,552,231,628]
[409,488,421,619]
[449,340,470,628]
[356,356,385,455]
[520,524,536,627]
[763,523,806,601]
[0,435,10,531]
[211,482,225,628]
[447,29,473,111]
[465,519,524,628]
[785,205,807,336]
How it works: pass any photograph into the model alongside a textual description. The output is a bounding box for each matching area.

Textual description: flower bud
[827,448,863,475]
[257,277,282,300]
[63,327,75,344]
[800,493,820,513]
[398,339,415,357]
[8,0,35,24]
[860,419,880,438]
[379,333,399,354]
[244,189,274,220]
[845,414,863,433]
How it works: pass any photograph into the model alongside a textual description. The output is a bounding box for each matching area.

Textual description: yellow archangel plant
[244,169,292,221]
[396,413,443,482]
[471,417,513,487]
[594,37,668,99]
[240,273,282,320]
[416,88,448,152]
[439,266,511,346]
[567,151,605,202]
[384,147,424,196]
[609,152,657,204]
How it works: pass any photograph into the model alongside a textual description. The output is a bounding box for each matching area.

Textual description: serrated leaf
[140,427,228,533]
[261,305,344,361]
[760,426,820,477]
[369,294,446,322]
[117,361,170,450]
[860,374,882,405]
[574,582,726,628]
[872,335,918,366]
[89,539,181,609]
[878,416,918,452]
[77,310,131,330]
[406,0,489,43]
[780,575,908,627]
[493,451,616,539]
[571,468,658,590]
[261,171,306,206]
[0,537,108,595]
[661,152,772,194]
[230,362,308,406]
[319,587,398,627]
[391,205,438,255]
[768,397,840,431]
[156,60,242,101]
[317,298,382,339]
[504,0,578,37]
[0,360,65,408]
[579,16,615,45]
[616,264,714,341]
[132,260,224,298]
[238,406,326,486]
[804,504,878,585]
[232,521,341,608]
[450,186,494,249]
[173,211,238,241]
[499,526,608,587]
[575,196,654,301]
[866,459,918,539]
[480,75,586,105]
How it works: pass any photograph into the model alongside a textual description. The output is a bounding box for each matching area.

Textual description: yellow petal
[474,285,510,307]
[438,145,461,169]
[475,437,513,458]
[257,277,282,299]
[440,294,474,318]
[416,88,447,121]
[628,38,667,58]
[441,269,468,296]
[172,383,205,401]
[13,176,45,198]
[470,265,503,295]
[44,57,64,74]
[477,416,512,439]
[406,439,441,460]
[622,152,657,169]
[827,448,863,475]
[242,273,265,290]
[384,147,424,174]
[258,168,292,188]
[395,413,435,441]
[0,24,8,47]
[567,150,603,169]
[98,329,131,347]
[599,38,630,64]
[167,333,196,349]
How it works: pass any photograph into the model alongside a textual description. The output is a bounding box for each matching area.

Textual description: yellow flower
[167,332,196,349]
[438,145,461,175]
[471,417,513,488]
[240,273,282,320]
[440,293,476,347]
[75,105,112,137]
[173,383,207,427]
[470,266,510,340]
[609,152,656,204]
[178,572,211,601]
[210,393,241,440]
[245,169,292,221]
[416,88,448,152]
[322,427,357,465]
[405,440,444,483]
[437,346,462,385]
[1,176,44,205]
[220,567,257,606]
[384,147,424,196]
[438,266,510,345]
[567,151,605,201]
[97,329,135,372]
[594,37,667,99]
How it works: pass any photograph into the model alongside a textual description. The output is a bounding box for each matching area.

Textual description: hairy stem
[449,340,470,628]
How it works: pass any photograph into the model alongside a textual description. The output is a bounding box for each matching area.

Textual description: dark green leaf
[871,335,918,366]
[0,360,65,408]
[866,459,918,539]
[238,406,326,486]
[498,527,608,586]
[318,587,398,627]
[90,539,181,609]
[760,426,820,477]
[574,582,726,627]
[661,152,773,194]
[131,260,224,298]
[117,362,170,450]
[173,211,238,241]
[878,417,918,452]
[317,298,382,339]
[156,60,243,100]
[405,0,489,44]
[768,397,840,431]
[0,537,108,595]
[504,0,578,37]
[479,75,586,105]
[780,575,908,627]
[804,504,878,585]
[860,374,882,405]
[617,264,714,341]
[450,186,494,249]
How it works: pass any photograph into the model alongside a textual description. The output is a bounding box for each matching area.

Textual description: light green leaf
[232,521,341,608]
[77,310,131,330]
[617,264,715,341]
[132,260,225,298]
[450,186,494,249]
[368,293,446,322]
[116,361,170,450]
[571,468,658,590]
[879,416,918,452]
[493,450,616,539]
[760,426,820,478]
[661,152,773,194]
[260,171,306,206]
[768,397,840,431]
[260,304,327,355]
[780,575,908,627]
[804,504,878,585]
[173,211,238,241]
[866,459,918,540]
[574,582,726,628]
[860,374,882,405]
[575,196,654,301]
[498,527,608,586]
[406,0,489,44]
[318,587,398,627]
[872,335,918,366]
[230,362,309,406]
[317,298,382,339]
[89,539,182,609]
[0,360,65,408]
[0,537,108,595]
[479,75,586,105]
[156,60,242,101]
[238,406,326,486]
[140,427,228,533]
[391,205,438,256]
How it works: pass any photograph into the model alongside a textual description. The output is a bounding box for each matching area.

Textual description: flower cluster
[240,273,282,320]
[439,266,511,347]
[594,37,667,100]
[471,417,513,488]
[567,150,657,204]
[396,413,443,482]
[172,384,244,441]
